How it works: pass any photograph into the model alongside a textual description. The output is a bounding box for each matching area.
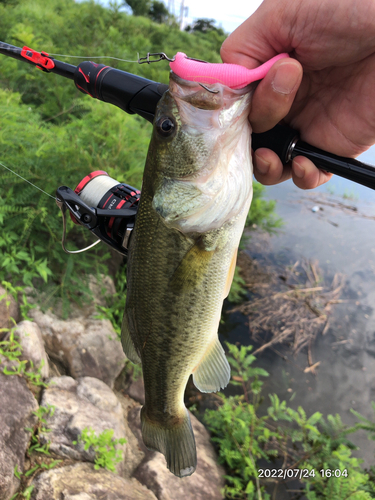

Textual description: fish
[121,71,253,477]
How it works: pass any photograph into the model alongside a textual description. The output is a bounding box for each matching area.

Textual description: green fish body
[121,73,253,477]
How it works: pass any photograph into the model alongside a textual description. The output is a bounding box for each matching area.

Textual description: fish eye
[156,116,176,137]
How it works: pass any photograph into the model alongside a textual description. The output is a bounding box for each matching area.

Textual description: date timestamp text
[258,468,348,479]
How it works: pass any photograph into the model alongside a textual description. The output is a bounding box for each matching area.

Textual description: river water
[221,148,375,470]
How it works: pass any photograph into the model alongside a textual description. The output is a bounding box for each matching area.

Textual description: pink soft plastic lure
[169,52,289,89]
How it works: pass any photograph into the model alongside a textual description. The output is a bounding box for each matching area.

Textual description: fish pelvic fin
[141,407,197,478]
[193,337,230,393]
[121,313,141,364]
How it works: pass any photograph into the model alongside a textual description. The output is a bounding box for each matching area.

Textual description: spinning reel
[56,171,140,255]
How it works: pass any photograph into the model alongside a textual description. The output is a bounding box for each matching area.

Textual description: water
[222,167,375,467]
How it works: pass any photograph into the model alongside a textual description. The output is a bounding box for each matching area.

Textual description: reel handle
[74,61,168,123]
[252,125,375,191]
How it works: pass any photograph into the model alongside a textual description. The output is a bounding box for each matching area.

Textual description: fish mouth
[169,71,252,111]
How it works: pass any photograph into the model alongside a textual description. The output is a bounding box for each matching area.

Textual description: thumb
[220,2,291,68]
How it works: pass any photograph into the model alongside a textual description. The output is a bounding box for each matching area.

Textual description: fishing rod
[0,41,168,122]
[0,41,169,255]
[1,40,375,255]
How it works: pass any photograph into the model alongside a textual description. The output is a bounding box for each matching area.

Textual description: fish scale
[121,73,253,477]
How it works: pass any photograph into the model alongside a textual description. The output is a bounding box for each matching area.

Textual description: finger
[250,58,303,133]
[253,148,293,185]
[292,156,333,189]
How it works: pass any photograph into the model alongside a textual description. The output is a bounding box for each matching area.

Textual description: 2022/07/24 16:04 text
[258,469,348,479]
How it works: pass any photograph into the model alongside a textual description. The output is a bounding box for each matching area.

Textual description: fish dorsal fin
[121,313,141,364]
[192,337,230,393]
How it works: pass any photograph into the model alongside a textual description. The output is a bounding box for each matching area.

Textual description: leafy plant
[0,280,36,320]
[10,485,34,500]
[11,405,61,500]
[246,182,283,233]
[204,343,375,499]
[227,267,247,304]
[0,328,48,388]
[73,427,126,472]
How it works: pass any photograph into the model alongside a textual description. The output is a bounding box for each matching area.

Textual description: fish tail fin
[141,407,197,477]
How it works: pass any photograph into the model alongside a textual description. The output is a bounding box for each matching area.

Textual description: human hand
[221,0,375,189]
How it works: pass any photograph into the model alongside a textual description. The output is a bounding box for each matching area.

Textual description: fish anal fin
[170,244,213,293]
[223,248,238,299]
[192,337,230,393]
[141,407,196,478]
[121,313,141,364]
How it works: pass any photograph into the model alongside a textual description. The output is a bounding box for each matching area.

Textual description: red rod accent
[21,46,55,71]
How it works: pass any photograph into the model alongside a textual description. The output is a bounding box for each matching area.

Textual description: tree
[185,18,225,36]
[123,0,151,16]
[148,0,169,23]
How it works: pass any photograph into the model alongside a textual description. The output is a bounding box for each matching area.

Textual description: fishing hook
[199,83,219,94]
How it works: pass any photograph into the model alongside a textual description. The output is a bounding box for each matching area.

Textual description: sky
[167,0,263,33]
[97,0,263,34]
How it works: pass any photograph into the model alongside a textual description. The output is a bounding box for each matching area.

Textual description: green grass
[73,427,126,472]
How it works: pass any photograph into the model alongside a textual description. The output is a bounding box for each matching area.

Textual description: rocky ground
[0,279,225,500]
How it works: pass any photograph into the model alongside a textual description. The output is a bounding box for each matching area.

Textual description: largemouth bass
[121,72,253,477]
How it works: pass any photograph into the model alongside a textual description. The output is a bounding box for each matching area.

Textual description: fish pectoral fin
[141,407,196,478]
[223,248,238,299]
[121,313,141,364]
[192,337,230,393]
[170,244,213,293]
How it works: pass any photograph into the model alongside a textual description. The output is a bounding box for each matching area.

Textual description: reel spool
[56,171,140,255]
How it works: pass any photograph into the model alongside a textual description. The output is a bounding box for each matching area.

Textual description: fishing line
[78,174,119,207]
[0,161,56,200]
[0,160,104,253]
[48,52,140,63]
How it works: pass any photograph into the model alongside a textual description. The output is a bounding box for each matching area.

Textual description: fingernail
[255,152,270,175]
[293,160,305,179]
[272,63,298,95]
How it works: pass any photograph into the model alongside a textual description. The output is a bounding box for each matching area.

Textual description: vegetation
[123,0,173,24]
[11,404,62,500]
[246,182,283,234]
[73,427,127,472]
[203,343,375,499]
[0,326,48,391]
[0,0,278,316]
[185,18,226,36]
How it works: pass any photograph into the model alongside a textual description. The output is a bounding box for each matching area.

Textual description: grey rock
[6,321,49,379]
[126,376,145,405]
[0,372,38,500]
[88,274,117,311]
[0,285,20,332]
[128,406,225,500]
[39,377,127,474]
[63,493,95,500]
[115,392,147,478]
[29,308,125,388]
[30,462,157,500]
[26,275,116,320]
